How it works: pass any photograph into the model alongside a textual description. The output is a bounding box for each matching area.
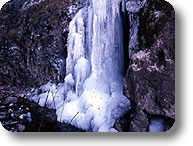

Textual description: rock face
[0,0,86,132]
[0,0,84,88]
[123,0,175,132]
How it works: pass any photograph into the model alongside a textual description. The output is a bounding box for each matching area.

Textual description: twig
[70,112,79,124]
[38,117,44,132]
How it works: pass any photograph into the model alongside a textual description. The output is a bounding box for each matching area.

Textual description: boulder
[124,0,175,132]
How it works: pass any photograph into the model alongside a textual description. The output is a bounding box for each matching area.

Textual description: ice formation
[149,117,165,132]
[28,0,130,132]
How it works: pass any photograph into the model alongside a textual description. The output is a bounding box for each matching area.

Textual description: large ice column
[87,0,125,81]
[60,0,130,132]
[29,0,130,132]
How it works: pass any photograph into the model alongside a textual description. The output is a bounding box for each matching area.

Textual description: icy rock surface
[21,0,46,10]
[126,0,147,58]
[29,0,130,132]
[126,0,141,13]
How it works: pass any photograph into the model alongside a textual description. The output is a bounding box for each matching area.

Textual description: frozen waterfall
[28,0,130,132]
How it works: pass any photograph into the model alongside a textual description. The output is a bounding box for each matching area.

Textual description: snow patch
[132,50,150,61]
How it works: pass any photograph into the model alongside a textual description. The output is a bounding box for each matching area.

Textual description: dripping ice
[28,0,130,132]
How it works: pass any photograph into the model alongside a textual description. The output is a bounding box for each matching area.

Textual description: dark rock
[123,0,175,132]
[3,97,18,105]
[17,124,25,132]
[5,121,19,125]
[0,115,6,120]
[0,106,6,109]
